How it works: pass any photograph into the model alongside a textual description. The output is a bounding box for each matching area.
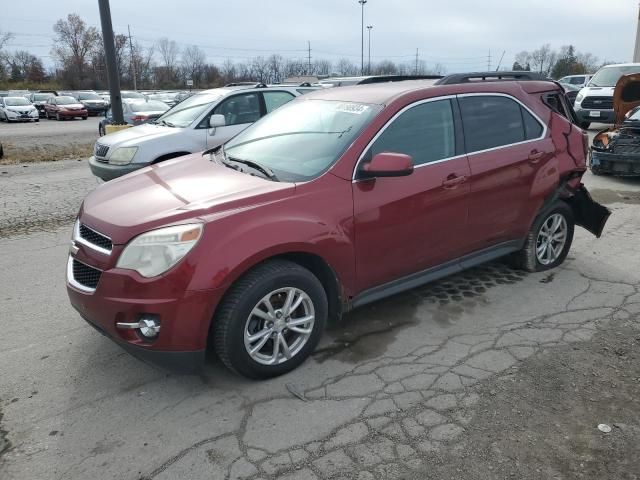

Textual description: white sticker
[335,103,370,115]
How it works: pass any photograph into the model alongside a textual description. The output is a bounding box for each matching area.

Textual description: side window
[263,91,295,113]
[213,93,261,126]
[366,99,455,166]
[459,96,525,152]
[522,108,543,139]
[569,76,584,85]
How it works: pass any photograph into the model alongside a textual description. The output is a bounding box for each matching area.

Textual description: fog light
[116,315,161,339]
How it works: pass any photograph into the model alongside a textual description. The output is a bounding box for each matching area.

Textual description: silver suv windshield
[223,99,382,182]
[589,66,640,87]
[155,91,223,128]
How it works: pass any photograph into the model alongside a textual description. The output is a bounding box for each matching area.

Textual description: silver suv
[89,84,317,181]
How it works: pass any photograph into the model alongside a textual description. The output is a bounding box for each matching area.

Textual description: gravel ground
[0,117,101,164]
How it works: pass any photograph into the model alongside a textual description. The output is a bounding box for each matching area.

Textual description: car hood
[97,123,179,147]
[82,99,105,103]
[580,86,615,97]
[60,103,86,109]
[614,73,640,125]
[4,105,35,111]
[80,153,295,244]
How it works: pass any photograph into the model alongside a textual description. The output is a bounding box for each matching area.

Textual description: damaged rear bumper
[565,184,611,238]
[590,150,640,176]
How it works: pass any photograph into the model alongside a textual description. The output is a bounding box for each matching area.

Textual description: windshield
[56,96,78,105]
[155,91,223,127]
[223,99,382,182]
[130,100,169,112]
[77,92,101,100]
[32,94,51,101]
[122,91,145,99]
[589,66,640,87]
[4,97,30,106]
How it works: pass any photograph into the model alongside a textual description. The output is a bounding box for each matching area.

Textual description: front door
[353,98,471,292]
[204,92,263,149]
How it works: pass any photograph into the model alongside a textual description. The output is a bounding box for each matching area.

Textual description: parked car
[29,92,54,117]
[574,63,640,129]
[8,89,31,99]
[122,91,146,100]
[0,96,39,122]
[76,91,109,116]
[44,95,88,120]
[67,73,609,378]
[0,91,8,98]
[558,74,592,88]
[591,73,640,176]
[89,85,317,181]
[98,99,171,136]
[317,74,442,87]
[147,92,180,107]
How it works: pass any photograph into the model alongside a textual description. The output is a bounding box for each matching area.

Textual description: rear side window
[367,99,455,166]
[459,96,542,152]
[263,91,295,113]
[569,76,584,85]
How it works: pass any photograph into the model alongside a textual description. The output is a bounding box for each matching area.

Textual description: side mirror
[361,152,414,178]
[208,114,226,135]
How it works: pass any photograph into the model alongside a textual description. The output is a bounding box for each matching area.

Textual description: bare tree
[181,45,206,85]
[220,59,237,84]
[156,37,180,86]
[51,14,99,88]
[336,58,358,76]
[530,44,557,76]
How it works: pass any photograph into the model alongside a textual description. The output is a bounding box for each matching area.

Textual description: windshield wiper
[157,120,175,127]
[227,156,278,181]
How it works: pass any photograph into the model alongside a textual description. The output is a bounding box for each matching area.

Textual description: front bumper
[84,104,106,114]
[574,107,615,124]
[58,110,88,118]
[67,252,223,372]
[89,155,147,181]
[590,149,640,176]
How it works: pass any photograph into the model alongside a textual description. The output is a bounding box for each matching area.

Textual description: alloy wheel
[535,213,568,265]
[243,287,315,366]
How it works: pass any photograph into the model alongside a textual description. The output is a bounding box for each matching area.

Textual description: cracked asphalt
[1,149,639,479]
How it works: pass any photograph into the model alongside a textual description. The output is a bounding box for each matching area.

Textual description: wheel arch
[152,151,192,164]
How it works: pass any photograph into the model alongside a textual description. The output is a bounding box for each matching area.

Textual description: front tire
[213,260,328,379]
[512,202,574,272]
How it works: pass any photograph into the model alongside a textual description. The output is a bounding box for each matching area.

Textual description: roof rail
[435,71,549,85]
[358,74,443,85]
[254,83,268,89]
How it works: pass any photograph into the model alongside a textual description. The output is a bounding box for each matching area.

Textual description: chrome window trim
[73,220,112,256]
[66,256,98,294]
[456,92,547,157]
[352,95,457,181]
[352,92,548,182]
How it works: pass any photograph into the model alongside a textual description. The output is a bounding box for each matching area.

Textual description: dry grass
[0,142,94,165]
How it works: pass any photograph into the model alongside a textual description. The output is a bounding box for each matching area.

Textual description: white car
[574,63,640,129]
[558,74,592,88]
[89,85,317,181]
[0,97,39,122]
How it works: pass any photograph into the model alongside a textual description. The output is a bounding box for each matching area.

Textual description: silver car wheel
[535,213,568,265]
[244,287,315,366]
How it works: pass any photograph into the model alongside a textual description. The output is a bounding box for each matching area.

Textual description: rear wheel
[213,260,327,379]
[511,202,574,272]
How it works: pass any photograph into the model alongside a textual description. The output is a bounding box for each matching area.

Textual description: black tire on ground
[213,259,328,379]
[590,165,605,176]
[56,113,61,121]
[35,119,39,122]
[98,125,105,136]
[82,116,87,120]
[579,121,591,129]
[511,201,575,273]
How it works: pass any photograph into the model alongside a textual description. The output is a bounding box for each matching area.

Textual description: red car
[67,73,609,378]
[44,95,88,120]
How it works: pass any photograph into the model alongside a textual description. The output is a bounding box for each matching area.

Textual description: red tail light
[132,115,149,122]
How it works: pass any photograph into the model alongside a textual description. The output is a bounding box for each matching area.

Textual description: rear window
[130,100,168,112]
[460,96,539,152]
[77,92,101,100]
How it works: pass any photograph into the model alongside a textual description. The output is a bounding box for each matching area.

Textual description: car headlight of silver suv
[109,147,138,165]
[575,93,584,105]
[116,224,203,278]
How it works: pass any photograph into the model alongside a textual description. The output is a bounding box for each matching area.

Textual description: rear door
[458,94,551,251]
[352,98,471,291]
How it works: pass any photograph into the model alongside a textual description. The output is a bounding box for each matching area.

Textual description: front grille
[581,96,613,109]
[95,143,109,158]
[72,260,102,289]
[79,224,112,251]
[614,144,640,155]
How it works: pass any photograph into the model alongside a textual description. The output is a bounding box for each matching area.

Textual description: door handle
[528,150,544,163]
[442,174,467,188]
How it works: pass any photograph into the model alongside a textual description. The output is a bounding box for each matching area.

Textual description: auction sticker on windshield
[335,103,371,114]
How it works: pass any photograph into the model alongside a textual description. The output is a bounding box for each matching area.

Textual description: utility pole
[358,0,367,75]
[487,49,492,71]
[127,24,137,91]
[495,50,506,71]
[415,48,419,75]
[367,25,373,75]
[307,40,312,75]
[98,0,124,124]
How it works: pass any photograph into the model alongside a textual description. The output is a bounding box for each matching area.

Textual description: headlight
[116,224,203,278]
[6,110,17,116]
[109,147,138,165]
[575,94,584,104]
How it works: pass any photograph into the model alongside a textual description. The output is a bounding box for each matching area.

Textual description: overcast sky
[2,0,637,73]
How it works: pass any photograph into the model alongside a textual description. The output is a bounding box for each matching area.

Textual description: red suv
[67,73,609,379]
